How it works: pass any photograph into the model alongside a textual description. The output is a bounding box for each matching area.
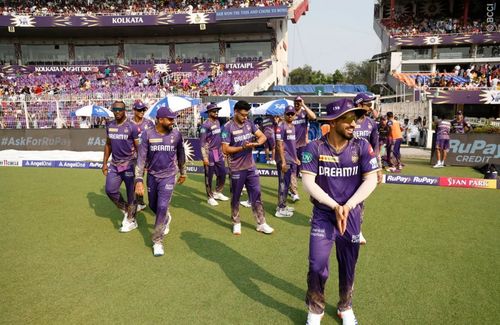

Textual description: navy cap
[353,93,376,106]
[133,100,147,110]
[206,103,222,111]
[319,98,366,120]
[156,107,178,119]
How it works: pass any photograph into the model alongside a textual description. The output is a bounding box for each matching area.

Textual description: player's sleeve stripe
[363,169,381,177]
[222,141,230,144]
[301,170,317,176]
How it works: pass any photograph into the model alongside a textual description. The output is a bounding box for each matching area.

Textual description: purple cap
[319,98,365,120]
[456,110,463,115]
[294,96,303,102]
[353,93,376,106]
[206,103,222,111]
[133,100,147,110]
[156,107,177,119]
[285,105,295,114]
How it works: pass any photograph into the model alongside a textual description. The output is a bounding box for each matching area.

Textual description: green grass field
[1,160,499,324]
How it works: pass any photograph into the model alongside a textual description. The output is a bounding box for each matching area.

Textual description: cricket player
[200,103,229,206]
[130,100,155,211]
[290,96,317,202]
[275,105,300,218]
[353,93,381,245]
[102,100,140,233]
[134,107,187,257]
[386,111,403,171]
[221,100,274,235]
[261,114,278,165]
[433,118,451,168]
[301,98,379,325]
[450,110,471,134]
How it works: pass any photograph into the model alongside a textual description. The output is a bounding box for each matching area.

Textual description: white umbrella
[251,98,294,116]
[75,104,113,118]
[145,95,196,119]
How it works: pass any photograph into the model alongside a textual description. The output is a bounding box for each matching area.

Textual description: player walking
[433,118,451,168]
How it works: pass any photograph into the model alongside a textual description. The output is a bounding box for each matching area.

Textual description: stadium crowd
[383,16,500,36]
[0,0,294,16]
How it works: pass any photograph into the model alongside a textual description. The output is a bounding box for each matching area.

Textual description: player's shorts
[436,138,450,151]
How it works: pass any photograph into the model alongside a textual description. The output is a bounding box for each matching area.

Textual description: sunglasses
[135,108,147,112]
[338,114,358,124]
[286,113,295,116]
[111,107,125,111]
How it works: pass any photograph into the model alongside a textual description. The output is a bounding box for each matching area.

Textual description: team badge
[351,152,359,163]
[302,151,313,164]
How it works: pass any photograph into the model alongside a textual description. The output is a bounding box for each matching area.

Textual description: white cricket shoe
[269,160,277,165]
[213,192,229,201]
[291,194,300,202]
[207,198,219,206]
[240,200,252,208]
[121,211,128,226]
[153,243,164,257]
[276,206,295,212]
[120,218,138,233]
[163,212,172,235]
[233,223,241,235]
[306,312,324,325]
[275,208,293,218]
[256,223,274,234]
[338,309,358,325]
[359,232,367,245]
[137,204,147,212]
[432,161,442,168]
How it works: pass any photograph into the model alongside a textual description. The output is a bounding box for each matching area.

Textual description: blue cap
[353,93,375,106]
[319,98,365,120]
[156,107,178,119]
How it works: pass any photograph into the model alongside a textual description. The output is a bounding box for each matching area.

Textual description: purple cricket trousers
[230,167,266,225]
[105,164,137,220]
[147,173,175,244]
[306,206,362,314]
[277,162,296,209]
[204,159,227,199]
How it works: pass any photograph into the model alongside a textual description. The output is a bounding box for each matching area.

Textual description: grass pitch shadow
[181,231,307,323]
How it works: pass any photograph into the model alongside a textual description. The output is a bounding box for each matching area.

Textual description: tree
[342,60,372,87]
[331,69,345,84]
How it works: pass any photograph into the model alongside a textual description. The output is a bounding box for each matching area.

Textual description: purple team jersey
[131,118,155,135]
[436,120,451,140]
[222,119,258,171]
[292,109,308,148]
[261,117,275,134]
[354,116,379,154]
[135,128,185,179]
[200,119,223,162]
[275,121,298,163]
[301,137,379,208]
[451,119,471,134]
[106,120,139,167]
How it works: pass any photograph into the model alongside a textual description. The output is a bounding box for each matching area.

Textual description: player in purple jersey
[134,107,187,257]
[451,111,471,134]
[200,103,229,206]
[221,100,274,235]
[433,119,451,168]
[301,98,379,325]
[261,115,278,165]
[290,95,317,202]
[275,105,300,217]
[102,100,140,233]
[130,100,155,211]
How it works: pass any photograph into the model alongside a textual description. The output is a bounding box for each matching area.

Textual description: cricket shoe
[153,243,164,257]
[163,212,172,235]
[306,311,324,325]
[207,198,219,206]
[233,223,241,235]
[291,194,300,202]
[240,200,252,208]
[276,206,295,212]
[359,232,367,245]
[433,162,443,168]
[213,192,229,201]
[256,223,274,234]
[275,208,293,218]
[137,204,147,212]
[337,309,358,325]
[269,160,276,165]
[120,218,138,233]
[121,211,128,226]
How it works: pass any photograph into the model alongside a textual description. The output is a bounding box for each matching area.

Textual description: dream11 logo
[486,3,497,32]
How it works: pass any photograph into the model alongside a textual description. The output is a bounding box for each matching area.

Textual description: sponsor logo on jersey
[302,151,313,164]
[232,129,243,135]
[319,155,339,163]
[150,138,163,143]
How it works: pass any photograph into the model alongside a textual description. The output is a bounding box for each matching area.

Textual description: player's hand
[334,206,347,235]
[242,141,250,150]
[341,205,351,222]
[377,170,383,184]
[203,159,209,166]
[135,182,144,196]
[102,165,108,176]
[177,175,187,185]
[295,158,301,166]
[282,162,288,173]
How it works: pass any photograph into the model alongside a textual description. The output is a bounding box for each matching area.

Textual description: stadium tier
[0,0,311,130]
[372,0,500,123]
